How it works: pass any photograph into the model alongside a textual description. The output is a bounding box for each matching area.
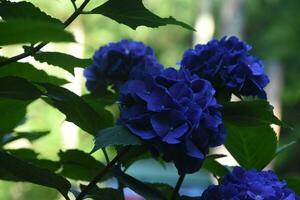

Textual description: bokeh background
[0,0,299,199]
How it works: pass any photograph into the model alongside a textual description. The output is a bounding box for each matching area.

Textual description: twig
[101,148,110,164]
[70,0,77,11]
[0,0,91,67]
[75,146,131,200]
[117,164,125,199]
[171,174,185,200]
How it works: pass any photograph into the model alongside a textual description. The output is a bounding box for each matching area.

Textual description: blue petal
[185,138,205,159]
[127,124,156,139]
[168,82,193,101]
[162,123,189,144]
[147,88,177,111]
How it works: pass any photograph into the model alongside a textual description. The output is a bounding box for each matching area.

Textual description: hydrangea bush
[0,1,299,200]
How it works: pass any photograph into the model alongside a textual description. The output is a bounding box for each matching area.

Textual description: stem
[171,174,185,200]
[117,164,125,199]
[101,148,110,164]
[75,146,131,200]
[70,0,77,11]
[0,0,91,67]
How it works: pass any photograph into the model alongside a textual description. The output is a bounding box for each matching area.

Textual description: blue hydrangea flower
[180,36,270,99]
[118,67,226,174]
[201,167,300,200]
[84,39,162,95]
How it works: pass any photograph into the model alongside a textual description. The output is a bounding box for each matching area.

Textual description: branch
[70,0,77,11]
[171,174,185,200]
[101,148,110,164]
[0,0,91,67]
[75,146,131,200]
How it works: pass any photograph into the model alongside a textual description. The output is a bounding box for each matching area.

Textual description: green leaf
[0,149,63,183]
[112,167,166,200]
[119,145,150,170]
[33,52,92,75]
[89,0,194,31]
[0,19,74,46]
[81,94,115,122]
[0,150,71,200]
[202,157,229,178]
[0,77,42,100]
[147,183,174,199]
[117,145,166,171]
[0,98,30,133]
[82,94,117,108]
[224,124,277,169]
[6,148,38,160]
[79,185,123,200]
[38,83,113,135]
[58,149,111,181]
[286,177,300,195]
[91,126,141,154]
[222,100,284,127]
[1,131,49,145]
[5,148,60,172]
[275,141,297,157]
[0,61,68,86]
[0,0,62,25]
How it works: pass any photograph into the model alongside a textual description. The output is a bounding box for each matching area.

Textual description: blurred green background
[0,0,299,199]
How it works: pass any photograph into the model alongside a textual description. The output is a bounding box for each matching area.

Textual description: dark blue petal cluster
[84,39,162,95]
[201,167,300,200]
[180,36,270,99]
[118,68,226,174]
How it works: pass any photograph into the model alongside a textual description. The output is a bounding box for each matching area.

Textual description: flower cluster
[118,68,226,174]
[201,167,300,200]
[83,38,275,176]
[84,40,162,95]
[180,36,270,99]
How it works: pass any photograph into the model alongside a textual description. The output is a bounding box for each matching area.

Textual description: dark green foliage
[91,126,141,153]
[58,150,112,181]
[81,94,117,109]
[0,0,299,199]
[33,52,92,75]
[79,185,123,200]
[0,150,71,200]
[222,100,283,127]
[0,0,62,24]
[0,77,42,100]
[286,177,300,195]
[202,157,229,178]
[0,61,68,85]
[90,0,194,30]
[225,124,277,169]
[5,148,60,172]
[118,145,151,170]
[222,100,282,169]
[81,94,116,124]
[38,83,113,135]
[1,131,49,145]
[0,98,29,133]
[112,167,167,200]
[147,183,175,199]
[275,141,297,158]
[0,20,74,46]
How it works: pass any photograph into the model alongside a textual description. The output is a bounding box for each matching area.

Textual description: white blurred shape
[193,0,215,44]
[194,14,215,44]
